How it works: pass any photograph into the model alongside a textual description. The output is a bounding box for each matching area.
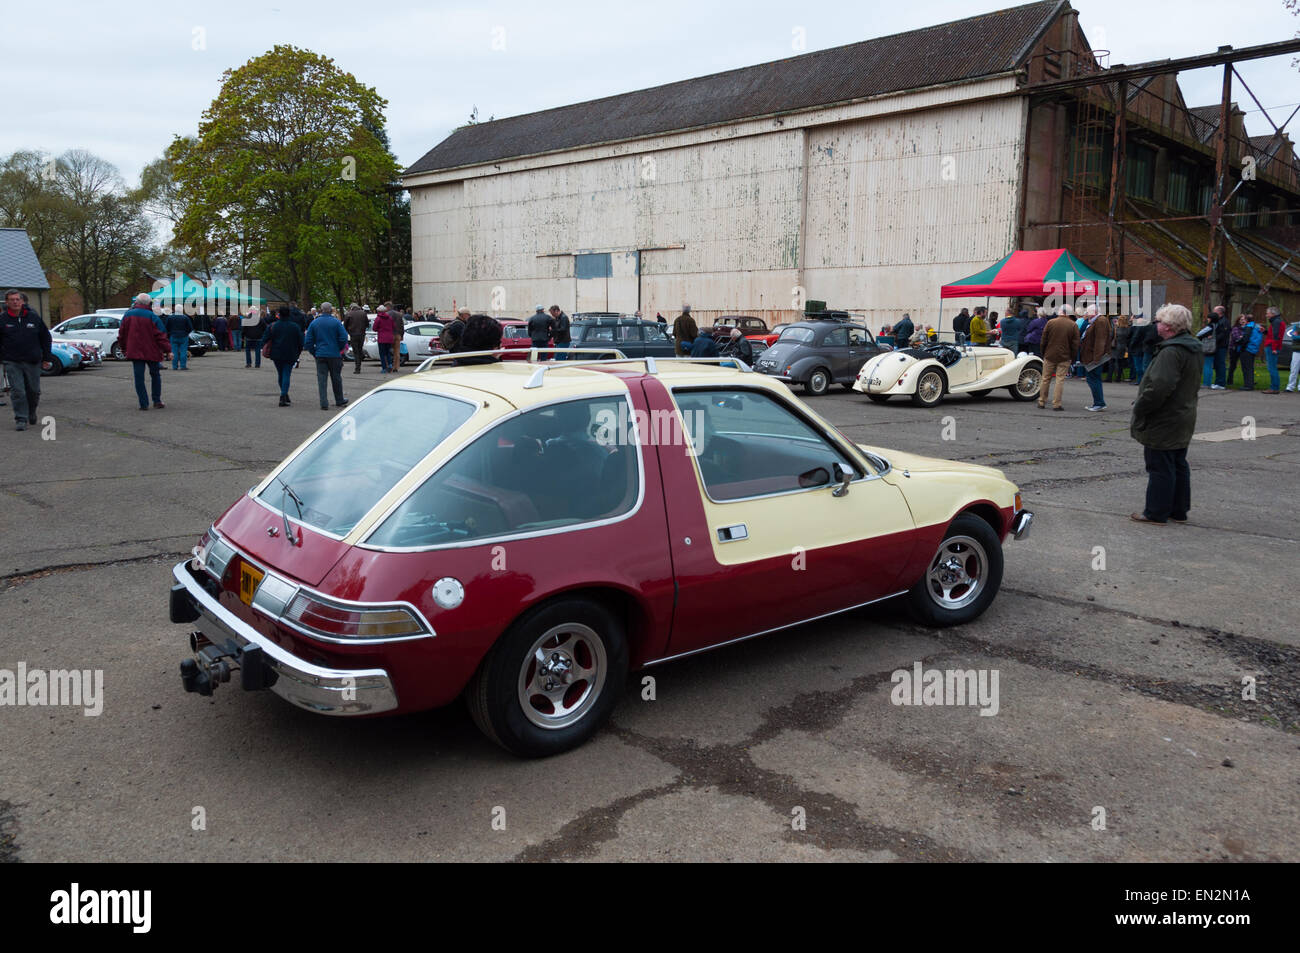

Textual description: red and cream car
[170,353,1032,756]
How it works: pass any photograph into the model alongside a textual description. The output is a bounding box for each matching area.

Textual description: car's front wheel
[1009,363,1042,401]
[467,598,628,757]
[805,367,831,396]
[906,514,1003,627]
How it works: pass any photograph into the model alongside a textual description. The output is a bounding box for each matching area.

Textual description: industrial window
[1069,126,1108,186]
[575,253,612,279]
[1125,144,1156,200]
[1166,162,1194,212]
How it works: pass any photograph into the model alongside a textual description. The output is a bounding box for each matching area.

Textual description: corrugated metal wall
[410,95,1026,329]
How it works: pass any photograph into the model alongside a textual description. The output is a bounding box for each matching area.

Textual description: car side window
[587,327,615,342]
[368,396,640,548]
[825,328,848,346]
[95,317,119,330]
[63,317,91,331]
[617,324,642,342]
[848,327,869,346]
[645,324,671,343]
[672,389,859,502]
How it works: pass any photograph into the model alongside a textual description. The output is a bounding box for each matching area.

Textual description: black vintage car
[752,321,888,395]
[569,315,677,358]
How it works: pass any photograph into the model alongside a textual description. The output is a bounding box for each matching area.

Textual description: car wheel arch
[481,584,657,674]
[956,501,1006,539]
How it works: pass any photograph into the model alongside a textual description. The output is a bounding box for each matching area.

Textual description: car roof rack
[413,350,753,388]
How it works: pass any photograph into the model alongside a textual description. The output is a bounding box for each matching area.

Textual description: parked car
[854,341,1043,406]
[569,315,676,358]
[43,342,83,375]
[709,315,768,340]
[51,337,102,368]
[169,354,1032,757]
[401,321,445,359]
[50,313,126,360]
[497,319,540,359]
[189,331,217,356]
[752,321,888,395]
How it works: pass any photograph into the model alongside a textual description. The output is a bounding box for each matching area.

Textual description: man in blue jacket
[304,303,350,410]
[164,307,194,370]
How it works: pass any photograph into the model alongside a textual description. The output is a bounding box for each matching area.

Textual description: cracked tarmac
[0,354,1297,861]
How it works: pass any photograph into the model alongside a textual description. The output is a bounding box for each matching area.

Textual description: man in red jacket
[119,293,172,409]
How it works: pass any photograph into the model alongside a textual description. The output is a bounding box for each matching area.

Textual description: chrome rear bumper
[170,561,398,715]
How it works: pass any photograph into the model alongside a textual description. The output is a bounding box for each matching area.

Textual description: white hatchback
[50,313,126,360]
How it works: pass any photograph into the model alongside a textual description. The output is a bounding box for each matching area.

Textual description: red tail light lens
[283,592,428,640]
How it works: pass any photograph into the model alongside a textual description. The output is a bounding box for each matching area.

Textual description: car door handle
[716,523,748,542]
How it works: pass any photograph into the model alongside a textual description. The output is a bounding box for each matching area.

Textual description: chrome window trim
[357,390,646,553]
[644,590,909,667]
[204,527,436,644]
[667,384,879,505]
[251,386,482,538]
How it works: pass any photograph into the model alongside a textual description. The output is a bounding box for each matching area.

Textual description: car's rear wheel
[44,355,63,376]
[805,367,831,396]
[1009,363,1042,401]
[467,598,628,757]
[867,394,891,403]
[906,514,1003,627]
[910,368,946,406]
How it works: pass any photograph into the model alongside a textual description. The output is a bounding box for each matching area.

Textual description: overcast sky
[6,0,1298,189]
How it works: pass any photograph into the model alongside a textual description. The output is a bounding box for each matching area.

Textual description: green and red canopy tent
[937,249,1112,338]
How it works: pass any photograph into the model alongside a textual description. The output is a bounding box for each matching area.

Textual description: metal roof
[0,228,50,290]
[405,0,1066,176]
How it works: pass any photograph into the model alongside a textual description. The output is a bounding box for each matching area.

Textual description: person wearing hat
[527,305,553,351]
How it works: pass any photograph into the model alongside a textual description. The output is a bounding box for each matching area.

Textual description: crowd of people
[882,302,1298,411]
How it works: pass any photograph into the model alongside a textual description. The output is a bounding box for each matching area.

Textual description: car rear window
[778,328,814,344]
[258,390,475,536]
[367,396,639,548]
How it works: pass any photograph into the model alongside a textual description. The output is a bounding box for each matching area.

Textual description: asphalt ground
[0,350,1296,862]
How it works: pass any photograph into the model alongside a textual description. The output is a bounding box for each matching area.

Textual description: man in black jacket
[527,306,553,350]
[894,313,915,348]
[1208,305,1229,389]
[549,305,571,360]
[1,289,53,430]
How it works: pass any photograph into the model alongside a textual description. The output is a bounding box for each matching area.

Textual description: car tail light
[193,527,236,581]
[1014,492,1023,512]
[281,591,430,640]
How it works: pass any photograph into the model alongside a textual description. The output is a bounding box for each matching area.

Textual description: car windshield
[777,327,814,344]
[258,389,475,536]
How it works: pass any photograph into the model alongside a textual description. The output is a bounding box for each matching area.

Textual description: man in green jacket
[1130,303,1201,524]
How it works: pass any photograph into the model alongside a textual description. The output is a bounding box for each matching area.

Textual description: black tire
[1008,362,1043,402]
[111,340,125,361]
[969,389,992,399]
[467,598,628,757]
[909,367,946,407]
[906,513,1004,627]
[190,348,207,357]
[867,394,891,403]
[43,355,63,376]
[805,367,831,396]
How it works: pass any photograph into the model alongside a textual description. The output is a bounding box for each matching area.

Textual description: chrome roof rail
[411,351,751,385]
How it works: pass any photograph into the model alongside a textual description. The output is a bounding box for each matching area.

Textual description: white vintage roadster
[853,342,1043,406]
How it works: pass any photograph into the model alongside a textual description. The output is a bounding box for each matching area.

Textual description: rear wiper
[277,477,304,545]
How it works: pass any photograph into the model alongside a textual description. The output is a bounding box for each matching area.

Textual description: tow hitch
[179,632,277,696]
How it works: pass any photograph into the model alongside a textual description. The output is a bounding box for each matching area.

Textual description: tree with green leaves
[171,45,401,303]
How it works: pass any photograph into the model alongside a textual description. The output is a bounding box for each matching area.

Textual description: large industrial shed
[403,0,1300,328]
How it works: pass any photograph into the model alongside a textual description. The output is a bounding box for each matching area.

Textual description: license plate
[239,562,265,606]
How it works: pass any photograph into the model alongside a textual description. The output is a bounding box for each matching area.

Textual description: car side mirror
[798,466,831,488]
[831,462,851,497]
